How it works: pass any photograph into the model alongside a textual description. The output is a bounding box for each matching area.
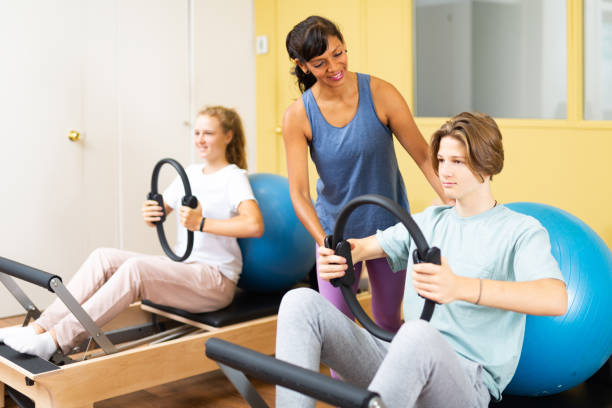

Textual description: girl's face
[193,114,232,163]
[436,136,488,201]
[299,35,348,88]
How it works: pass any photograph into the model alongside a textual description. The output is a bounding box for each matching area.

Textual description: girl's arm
[142,200,173,227]
[180,199,264,238]
[282,101,327,247]
[371,78,449,204]
[412,258,568,316]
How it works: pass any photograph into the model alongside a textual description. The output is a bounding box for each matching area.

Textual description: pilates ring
[147,158,198,262]
[325,194,440,342]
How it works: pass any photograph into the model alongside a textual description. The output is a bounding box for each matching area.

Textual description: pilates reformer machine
[205,194,440,408]
[0,254,297,408]
[0,157,294,407]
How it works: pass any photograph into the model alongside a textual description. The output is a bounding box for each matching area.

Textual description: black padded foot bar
[0,257,61,292]
[205,338,384,408]
[0,256,117,355]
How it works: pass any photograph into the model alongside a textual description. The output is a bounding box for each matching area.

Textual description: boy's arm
[465,277,567,316]
[317,235,386,282]
[412,259,568,316]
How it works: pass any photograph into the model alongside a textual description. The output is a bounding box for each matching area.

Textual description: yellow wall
[255,0,612,247]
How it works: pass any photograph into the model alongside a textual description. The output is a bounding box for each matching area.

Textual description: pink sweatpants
[35,248,236,354]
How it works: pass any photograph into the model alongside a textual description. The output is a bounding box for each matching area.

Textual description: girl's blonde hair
[198,106,247,170]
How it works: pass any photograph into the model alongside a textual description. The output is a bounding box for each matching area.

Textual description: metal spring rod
[84,324,197,359]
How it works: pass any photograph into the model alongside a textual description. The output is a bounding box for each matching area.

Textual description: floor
[2,363,334,408]
[3,360,610,407]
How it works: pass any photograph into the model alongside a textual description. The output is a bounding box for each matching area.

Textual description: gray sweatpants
[275,288,491,408]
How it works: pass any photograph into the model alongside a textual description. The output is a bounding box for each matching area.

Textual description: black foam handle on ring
[148,158,198,262]
[205,338,382,408]
[147,192,167,223]
[0,256,62,292]
[181,195,198,209]
[330,194,439,342]
[412,247,441,321]
[328,240,355,288]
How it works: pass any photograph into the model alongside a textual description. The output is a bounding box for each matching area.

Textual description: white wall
[0,0,256,318]
[117,0,193,254]
[191,0,257,171]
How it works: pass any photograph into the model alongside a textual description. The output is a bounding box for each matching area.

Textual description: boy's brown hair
[430,112,504,181]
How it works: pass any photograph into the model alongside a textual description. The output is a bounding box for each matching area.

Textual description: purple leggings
[316,246,406,332]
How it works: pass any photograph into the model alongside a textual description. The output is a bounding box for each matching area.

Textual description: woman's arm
[371,78,449,204]
[412,257,568,316]
[282,101,327,247]
[179,199,264,238]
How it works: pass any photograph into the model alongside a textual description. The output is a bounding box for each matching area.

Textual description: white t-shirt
[163,163,255,283]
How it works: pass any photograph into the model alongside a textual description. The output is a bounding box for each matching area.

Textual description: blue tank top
[304,73,410,239]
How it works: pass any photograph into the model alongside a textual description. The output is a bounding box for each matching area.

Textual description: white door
[0,1,119,316]
[0,0,255,318]
[0,0,191,317]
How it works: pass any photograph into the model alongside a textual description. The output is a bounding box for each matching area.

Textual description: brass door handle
[68,130,81,142]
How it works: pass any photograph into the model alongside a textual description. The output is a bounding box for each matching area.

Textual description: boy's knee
[279,288,323,320]
[395,320,440,348]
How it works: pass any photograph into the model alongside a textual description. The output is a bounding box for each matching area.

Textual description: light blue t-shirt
[376,204,564,399]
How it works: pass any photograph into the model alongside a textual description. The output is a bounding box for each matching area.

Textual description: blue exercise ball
[238,173,315,293]
[504,202,612,396]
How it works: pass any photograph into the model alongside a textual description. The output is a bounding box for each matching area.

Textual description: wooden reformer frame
[0,255,372,408]
[0,255,281,408]
[0,301,278,408]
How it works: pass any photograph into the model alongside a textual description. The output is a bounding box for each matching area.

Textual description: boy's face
[436,136,487,201]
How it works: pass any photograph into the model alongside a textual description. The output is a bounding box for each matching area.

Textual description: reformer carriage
[0,256,285,408]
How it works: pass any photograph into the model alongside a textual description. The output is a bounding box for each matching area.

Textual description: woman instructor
[283,16,448,332]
